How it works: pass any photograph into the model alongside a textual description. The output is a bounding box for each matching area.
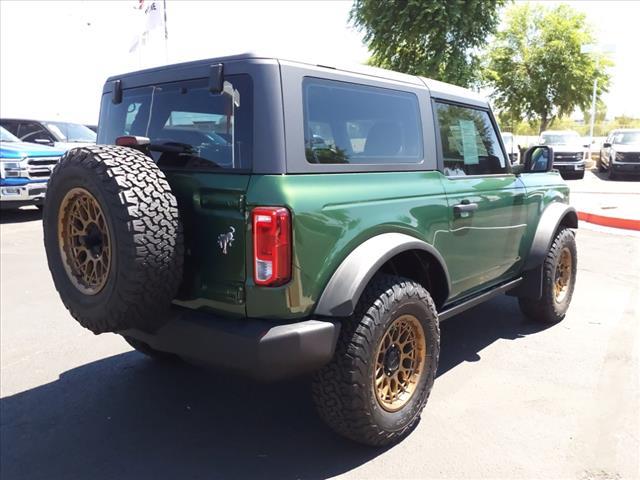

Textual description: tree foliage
[484,3,612,133]
[350,0,507,87]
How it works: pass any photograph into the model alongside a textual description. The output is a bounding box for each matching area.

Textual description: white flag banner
[143,0,165,37]
[130,0,167,54]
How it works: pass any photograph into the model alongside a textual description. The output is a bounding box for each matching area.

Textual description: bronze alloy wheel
[374,314,427,412]
[58,187,111,295]
[554,247,572,303]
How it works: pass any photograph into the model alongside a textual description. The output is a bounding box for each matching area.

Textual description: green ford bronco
[43,54,577,446]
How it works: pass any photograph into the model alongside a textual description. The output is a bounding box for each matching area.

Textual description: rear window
[303,78,423,165]
[98,74,253,171]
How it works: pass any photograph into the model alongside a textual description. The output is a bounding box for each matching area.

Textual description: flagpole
[163,0,169,64]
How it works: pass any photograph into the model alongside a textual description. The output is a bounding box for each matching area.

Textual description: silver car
[539,130,586,180]
[599,129,640,180]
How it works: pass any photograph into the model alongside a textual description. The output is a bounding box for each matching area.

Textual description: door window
[18,122,56,143]
[435,102,507,176]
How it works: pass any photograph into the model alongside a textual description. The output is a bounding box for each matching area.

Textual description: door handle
[453,202,478,217]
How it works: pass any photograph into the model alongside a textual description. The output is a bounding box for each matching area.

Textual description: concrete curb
[577,211,640,231]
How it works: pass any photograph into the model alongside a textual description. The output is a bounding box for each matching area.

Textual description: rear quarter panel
[245,172,449,319]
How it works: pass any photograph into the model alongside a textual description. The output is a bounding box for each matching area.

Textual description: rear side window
[98,74,253,171]
[303,78,423,165]
[434,102,507,176]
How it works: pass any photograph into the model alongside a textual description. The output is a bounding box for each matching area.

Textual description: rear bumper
[122,307,341,381]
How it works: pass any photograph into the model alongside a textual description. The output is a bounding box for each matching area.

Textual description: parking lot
[1,170,638,480]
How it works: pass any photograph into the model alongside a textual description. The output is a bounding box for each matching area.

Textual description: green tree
[350,0,508,87]
[484,3,612,134]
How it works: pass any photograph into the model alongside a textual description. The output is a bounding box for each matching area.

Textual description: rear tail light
[252,207,291,286]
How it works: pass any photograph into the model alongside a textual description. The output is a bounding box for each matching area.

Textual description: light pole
[580,44,614,160]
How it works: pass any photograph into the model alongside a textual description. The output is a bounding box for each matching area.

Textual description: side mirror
[523,145,554,173]
[603,142,611,148]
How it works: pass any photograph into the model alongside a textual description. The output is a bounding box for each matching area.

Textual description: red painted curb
[577,211,640,231]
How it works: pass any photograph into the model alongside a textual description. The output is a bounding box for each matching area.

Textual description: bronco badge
[217,227,235,254]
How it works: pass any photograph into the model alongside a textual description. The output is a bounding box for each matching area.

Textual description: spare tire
[43,145,183,334]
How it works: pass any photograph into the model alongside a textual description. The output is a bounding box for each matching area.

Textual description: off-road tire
[43,145,183,334]
[597,159,605,173]
[519,228,577,324]
[122,336,177,361]
[312,274,440,447]
[607,158,617,180]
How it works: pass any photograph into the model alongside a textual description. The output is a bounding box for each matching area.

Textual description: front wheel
[312,275,440,446]
[519,228,577,324]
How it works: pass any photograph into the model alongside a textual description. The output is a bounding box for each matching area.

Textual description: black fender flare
[509,202,578,300]
[314,233,451,317]
[523,202,578,271]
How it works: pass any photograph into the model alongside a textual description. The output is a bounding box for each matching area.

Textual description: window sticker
[459,120,479,165]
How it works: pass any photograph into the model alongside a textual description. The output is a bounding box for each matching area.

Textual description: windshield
[98,74,253,171]
[45,122,96,143]
[614,131,640,145]
[502,134,513,149]
[0,126,20,142]
[540,133,580,145]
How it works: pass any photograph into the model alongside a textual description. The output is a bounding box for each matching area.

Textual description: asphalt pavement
[1,204,638,480]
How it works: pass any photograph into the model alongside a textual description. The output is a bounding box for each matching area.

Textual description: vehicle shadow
[0,208,42,224]
[0,296,550,480]
[591,168,640,182]
[438,295,551,377]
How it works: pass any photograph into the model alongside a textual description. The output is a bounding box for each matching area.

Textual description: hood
[612,144,640,153]
[0,141,65,159]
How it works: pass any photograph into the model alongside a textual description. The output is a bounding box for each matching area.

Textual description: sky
[1,0,638,125]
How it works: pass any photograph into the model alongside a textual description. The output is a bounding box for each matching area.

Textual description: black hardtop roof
[105,52,262,83]
[103,52,487,106]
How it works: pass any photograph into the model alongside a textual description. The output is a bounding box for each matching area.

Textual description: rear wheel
[312,275,440,446]
[519,228,577,324]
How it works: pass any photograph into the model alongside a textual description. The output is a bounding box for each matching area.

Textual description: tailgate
[166,172,250,317]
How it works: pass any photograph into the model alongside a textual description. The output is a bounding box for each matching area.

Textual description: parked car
[502,132,520,164]
[42,54,577,447]
[0,126,65,209]
[0,118,96,151]
[539,130,586,179]
[598,128,640,180]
